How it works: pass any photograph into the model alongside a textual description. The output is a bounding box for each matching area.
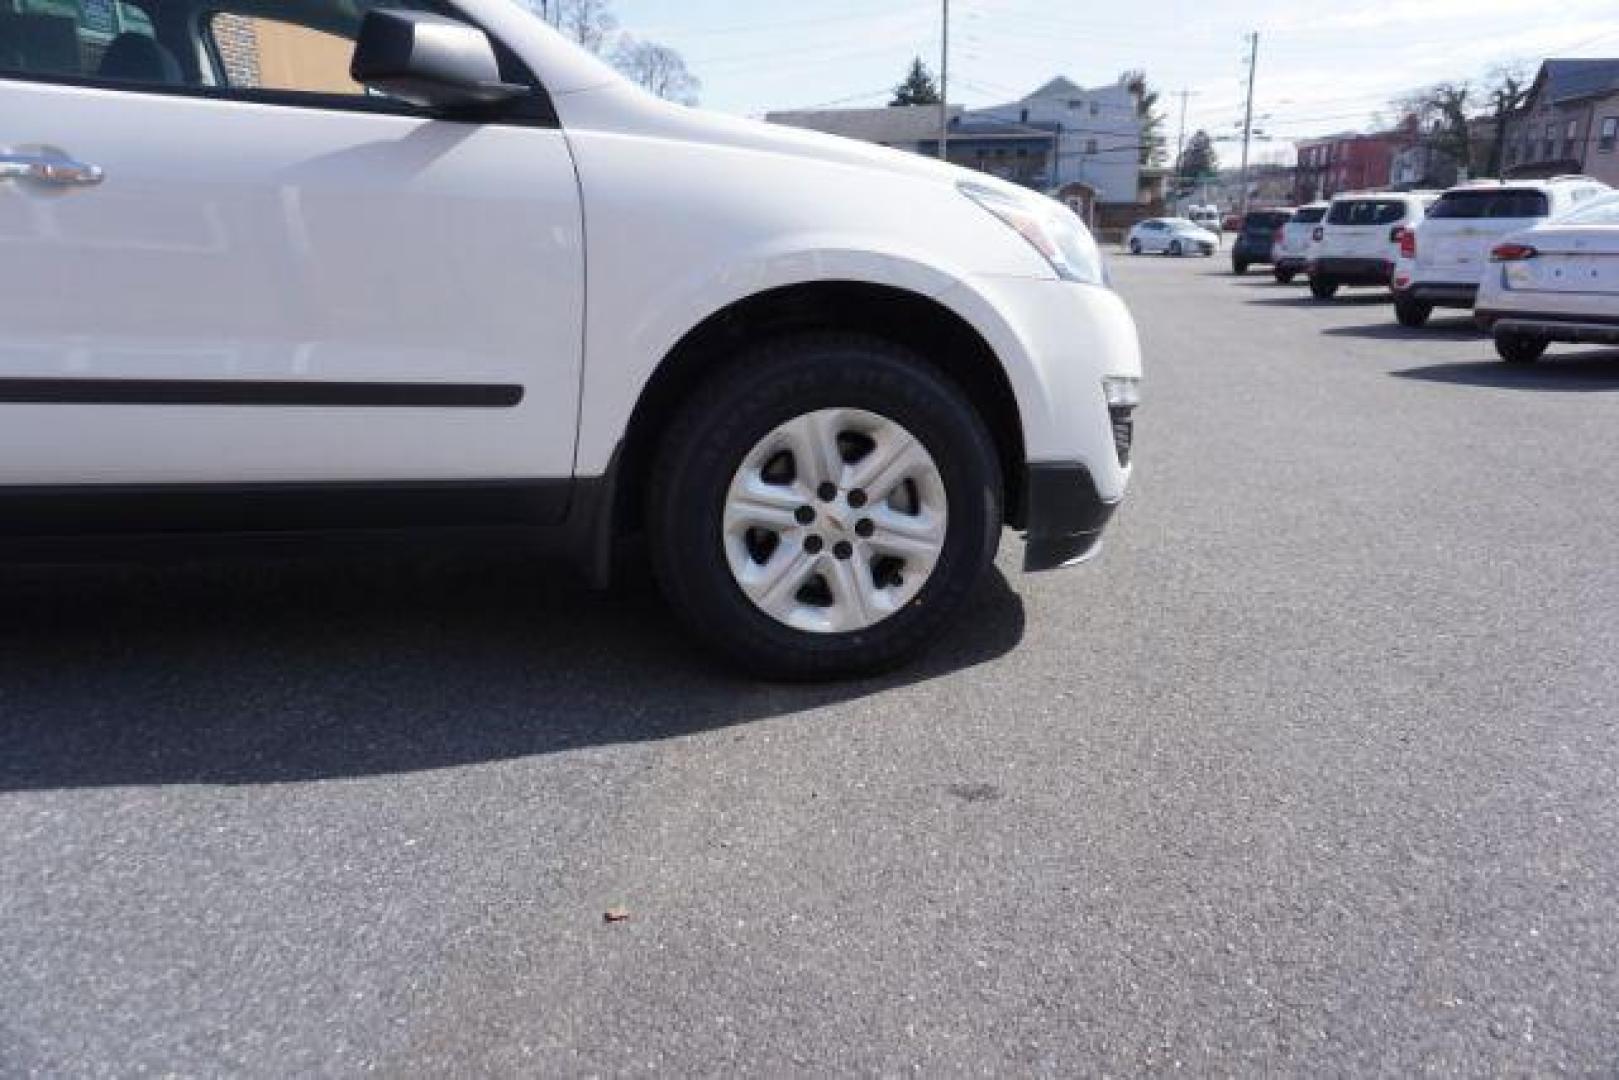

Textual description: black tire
[1232,259,1249,275]
[1393,295,1433,328]
[1495,331,1549,365]
[1274,268,1296,284]
[1309,277,1339,300]
[1129,239,1142,255]
[648,334,1003,681]
[1168,240,1183,257]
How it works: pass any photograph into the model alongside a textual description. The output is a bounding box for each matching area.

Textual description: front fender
[573,240,1029,476]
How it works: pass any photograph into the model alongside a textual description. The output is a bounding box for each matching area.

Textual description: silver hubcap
[723,408,949,635]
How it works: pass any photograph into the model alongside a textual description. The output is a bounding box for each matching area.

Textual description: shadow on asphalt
[1245,292,1392,308]
[1323,318,1483,342]
[0,552,1025,791]
[1393,352,1619,391]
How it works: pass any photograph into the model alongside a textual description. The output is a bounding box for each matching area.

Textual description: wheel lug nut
[855,519,875,538]
[833,541,854,561]
[817,483,838,502]
[795,506,815,525]
[804,535,824,554]
[847,489,868,509]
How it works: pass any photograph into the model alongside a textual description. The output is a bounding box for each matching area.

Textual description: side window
[1,0,547,119]
[1,0,163,82]
[208,13,361,95]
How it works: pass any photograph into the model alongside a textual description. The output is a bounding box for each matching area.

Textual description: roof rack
[1549,174,1599,182]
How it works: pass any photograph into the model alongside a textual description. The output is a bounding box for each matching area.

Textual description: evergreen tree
[1121,70,1166,167]
[891,58,942,107]
[1178,130,1219,183]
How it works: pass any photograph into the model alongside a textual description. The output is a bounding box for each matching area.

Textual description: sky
[610,0,1619,164]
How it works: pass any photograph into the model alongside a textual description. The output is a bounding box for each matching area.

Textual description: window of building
[1602,117,1618,152]
[209,13,360,94]
[1085,138,1098,155]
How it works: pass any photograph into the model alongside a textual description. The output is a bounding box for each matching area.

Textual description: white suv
[1272,202,1328,283]
[1391,176,1611,327]
[0,0,1141,678]
[1309,191,1438,300]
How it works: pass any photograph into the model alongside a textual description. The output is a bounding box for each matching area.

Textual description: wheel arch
[610,281,1029,541]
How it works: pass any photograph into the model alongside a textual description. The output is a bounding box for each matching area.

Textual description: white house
[971,76,1142,205]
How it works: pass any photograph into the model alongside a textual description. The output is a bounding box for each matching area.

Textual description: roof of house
[1538,58,1619,104]
[1025,76,1085,100]
[764,105,965,145]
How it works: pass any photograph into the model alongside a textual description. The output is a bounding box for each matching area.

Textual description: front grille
[1110,406,1135,467]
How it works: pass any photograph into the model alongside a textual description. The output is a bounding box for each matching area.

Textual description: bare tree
[1482,63,1531,177]
[526,0,616,54]
[1392,83,1472,186]
[613,35,701,105]
[560,0,616,53]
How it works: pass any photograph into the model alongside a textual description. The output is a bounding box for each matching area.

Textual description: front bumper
[1311,257,1393,285]
[1021,463,1121,571]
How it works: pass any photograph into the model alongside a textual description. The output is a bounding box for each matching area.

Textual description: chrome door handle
[0,152,105,186]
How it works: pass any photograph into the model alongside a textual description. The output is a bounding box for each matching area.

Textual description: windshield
[1243,212,1291,230]
[1553,193,1619,226]
[1428,189,1550,220]
[1327,200,1407,226]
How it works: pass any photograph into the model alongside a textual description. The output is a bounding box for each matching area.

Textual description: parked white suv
[1271,202,1328,284]
[1309,191,1438,300]
[0,0,1141,678]
[1392,176,1611,327]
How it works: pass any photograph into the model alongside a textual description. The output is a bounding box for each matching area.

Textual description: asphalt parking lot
[3,253,1618,1076]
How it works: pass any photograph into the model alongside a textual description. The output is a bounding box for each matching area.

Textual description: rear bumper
[1021,463,1121,571]
[1397,281,1478,307]
[1476,308,1619,344]
[1233,243,1273,263]
[1274,256,1309,273]
[1311,257,1393,285]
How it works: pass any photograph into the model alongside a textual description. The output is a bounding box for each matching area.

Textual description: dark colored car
[1231,209,1295,274]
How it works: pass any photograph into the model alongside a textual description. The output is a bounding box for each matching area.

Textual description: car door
[0,0,583,512]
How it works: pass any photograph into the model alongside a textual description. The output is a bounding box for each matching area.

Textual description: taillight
[1491,243,1538,262]
[1272,226,1285,245]
[1397,227,1416,259]
[1312,226,1324,243]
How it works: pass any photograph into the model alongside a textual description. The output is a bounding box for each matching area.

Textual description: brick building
[1293,132,1402,202]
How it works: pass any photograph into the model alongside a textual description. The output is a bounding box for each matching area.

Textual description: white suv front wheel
[649,335,1002,680]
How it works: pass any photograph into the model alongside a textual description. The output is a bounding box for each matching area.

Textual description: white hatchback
[1475,192,1619,363]
[1126,218,1219,257]
[1392,177,1610,327]
[0,0,1142,678]
[1309,191,1438,300]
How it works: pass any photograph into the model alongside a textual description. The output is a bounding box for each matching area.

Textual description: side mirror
[351,9,527,110]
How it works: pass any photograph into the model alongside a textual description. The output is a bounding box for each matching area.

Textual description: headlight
[959,183,1107,286]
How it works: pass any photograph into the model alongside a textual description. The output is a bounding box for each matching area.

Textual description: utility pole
[938,0,951,160]
[1239,31,1259,216]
